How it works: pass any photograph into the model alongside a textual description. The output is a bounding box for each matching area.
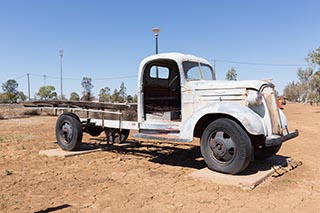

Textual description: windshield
[183,61,215,81]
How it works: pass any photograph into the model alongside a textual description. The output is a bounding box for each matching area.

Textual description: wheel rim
[208,131,236,165]
[61,121,73,144]
[105,129,129,143]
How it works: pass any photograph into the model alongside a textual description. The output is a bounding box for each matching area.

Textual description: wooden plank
[23,100,137,111]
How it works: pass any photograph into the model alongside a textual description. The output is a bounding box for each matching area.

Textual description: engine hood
[185,80,271,91]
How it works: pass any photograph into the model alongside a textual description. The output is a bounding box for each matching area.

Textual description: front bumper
[265,129,299,147]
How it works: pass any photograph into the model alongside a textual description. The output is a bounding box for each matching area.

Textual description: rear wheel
[200,118,253,174]
[105,128,130,143]
[56,113,83,151]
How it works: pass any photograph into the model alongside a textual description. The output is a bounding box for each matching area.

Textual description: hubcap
[61,122,73,143]
[209,131,235,163]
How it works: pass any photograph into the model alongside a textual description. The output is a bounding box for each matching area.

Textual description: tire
[56,113,83,151]
[200,118,253,174]
[105,128,130,143]
[87,126,103,137]
[62,112,80,121]
[254,144,281,160]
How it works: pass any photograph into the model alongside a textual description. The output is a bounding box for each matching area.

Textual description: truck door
[142,59,181,122]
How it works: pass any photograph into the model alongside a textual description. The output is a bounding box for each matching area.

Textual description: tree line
[1,67,238,103]
[2,48,319,104]
[284,47,320,104]
[0,80,26,103]
[0,77,137,103]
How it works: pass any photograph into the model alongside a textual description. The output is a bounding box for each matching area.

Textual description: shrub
[23,110,40,116]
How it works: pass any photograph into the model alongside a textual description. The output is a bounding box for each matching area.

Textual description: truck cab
[136,52,298,174]
[138,53,216,133]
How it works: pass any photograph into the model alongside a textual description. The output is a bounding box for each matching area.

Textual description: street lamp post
[59,48,64,99]
[152,28,160,78]
[152,28,160,54]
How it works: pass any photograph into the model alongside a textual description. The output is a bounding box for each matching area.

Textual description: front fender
[180,102,266,141]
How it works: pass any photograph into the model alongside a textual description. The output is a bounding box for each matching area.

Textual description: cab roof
[140,52,212,67]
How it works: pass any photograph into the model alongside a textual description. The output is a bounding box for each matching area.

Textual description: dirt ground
[0,103,319,212]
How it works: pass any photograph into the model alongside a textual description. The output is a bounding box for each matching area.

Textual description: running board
[133,133,190,142]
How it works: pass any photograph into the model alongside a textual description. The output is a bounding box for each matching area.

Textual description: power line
[17,73,138,81]
[45,75,78,80]
[13,74,27,80]
[94,75,137,81]
[211,59,308,67]
[44,74,138,81]
[28,73,43,78]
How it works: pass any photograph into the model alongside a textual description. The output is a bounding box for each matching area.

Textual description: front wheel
[56,113,83,151]
[200,118,253,174]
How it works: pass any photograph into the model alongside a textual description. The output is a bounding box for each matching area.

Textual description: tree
[283,47,320,104]
[284,81,300,102]
[297,67,313,83]
[132,94,138,103]
[69,92,80,101]
[306,47,320,104]
[110,89,119,103]
[2,79,19,102]
[81,77,94,101]
[308,47,320,66]
[310,71,320,103]
[37,85,57,100]
[296,67,314,102]
[0,93,7,103]
[127,94,138,103]
[109,82,127,103]
[17,92,27,102]
[126,95,133,103]
[118,82,127,103]
[225,67,237,80]
[99,87,111,102]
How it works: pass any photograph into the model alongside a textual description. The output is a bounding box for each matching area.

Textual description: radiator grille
[262,87,282,135]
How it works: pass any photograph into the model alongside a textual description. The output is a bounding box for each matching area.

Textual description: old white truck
[26,52,298,174]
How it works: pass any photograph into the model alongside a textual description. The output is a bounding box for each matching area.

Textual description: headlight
[246,90,263,106]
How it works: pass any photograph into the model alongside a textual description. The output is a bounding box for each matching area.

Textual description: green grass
[0,194,9,210]
[198,200,212,204]
[278,178,297,184]
[0,135,32,144]
[4,169,13,176]
[0,136,8,143]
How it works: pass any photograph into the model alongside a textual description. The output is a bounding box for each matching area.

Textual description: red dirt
[0,103,319,212]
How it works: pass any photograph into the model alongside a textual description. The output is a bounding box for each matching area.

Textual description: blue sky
[0,0,319,98]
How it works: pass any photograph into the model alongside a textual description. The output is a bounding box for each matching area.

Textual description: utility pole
[27,73,30,101]
[59,48,64,99]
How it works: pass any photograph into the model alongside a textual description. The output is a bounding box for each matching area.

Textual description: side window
[183,61,214,81]
[201,65,214,80]
[150,65,170,79]
[186,66,202,80]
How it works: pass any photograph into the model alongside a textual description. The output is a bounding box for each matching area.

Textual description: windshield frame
[182,61,215,81]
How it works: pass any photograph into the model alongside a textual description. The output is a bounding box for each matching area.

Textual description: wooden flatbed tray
[23,100,137,111]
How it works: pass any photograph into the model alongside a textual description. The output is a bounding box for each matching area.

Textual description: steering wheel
[169,75,180,88]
